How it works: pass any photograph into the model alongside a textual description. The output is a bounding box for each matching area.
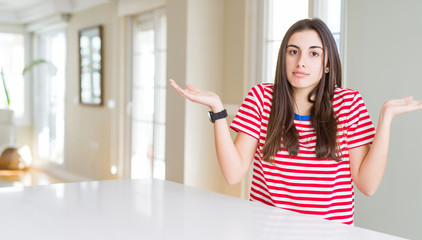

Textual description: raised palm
[382,96,422,119]
[169,79,222,110]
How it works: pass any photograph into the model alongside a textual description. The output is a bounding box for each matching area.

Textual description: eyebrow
[287,44,324,50]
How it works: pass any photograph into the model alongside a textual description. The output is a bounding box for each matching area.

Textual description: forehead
[287,29,323,48]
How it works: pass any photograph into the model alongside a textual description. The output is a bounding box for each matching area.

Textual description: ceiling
[0,0,110,24]
[0,0,47,10]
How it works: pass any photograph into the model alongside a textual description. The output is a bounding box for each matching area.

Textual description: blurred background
[0,0,421,239]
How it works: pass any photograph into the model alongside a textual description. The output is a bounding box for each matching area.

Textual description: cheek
[312,60,324,74]
[285,57,296,69]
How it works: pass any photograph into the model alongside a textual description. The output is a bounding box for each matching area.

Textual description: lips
[293,71,310,77]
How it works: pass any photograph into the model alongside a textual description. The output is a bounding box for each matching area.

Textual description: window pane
[158,14,167,50]
[154,87,166,124]
[132,87,154,122]
[314,0,343,56]
[153,124,165,180]
[269,0,308,40]
[325,0,342,33]
[133,53,155,88]
[131,9,166,180]
[264,40,281,83]
[0,33,25,117]
[156,51,167,88]
[153,124,165,161]
[34,31,66,164]
[153,159,165,180]
[50,33,66,164]
[136,19,154,53]
[131,121,153,179]
[333,33,340,53]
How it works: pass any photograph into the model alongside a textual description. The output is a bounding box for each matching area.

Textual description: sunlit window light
[34,31,66,165]
[111,165,117,175]
[0,33,25,117]
[131,10,166,180]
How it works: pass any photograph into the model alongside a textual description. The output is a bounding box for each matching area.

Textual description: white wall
[165,0,187,184]
[184,0,226,192]
[221,0,248,198]
[165,0,247,195]
[346,1,422,239]
[65,2,121,180]
[166,0,227,191]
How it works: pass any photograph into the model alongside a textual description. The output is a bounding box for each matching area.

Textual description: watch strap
[209,109,228,123]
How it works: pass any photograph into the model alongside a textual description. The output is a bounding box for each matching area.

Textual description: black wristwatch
[208,109,228,123]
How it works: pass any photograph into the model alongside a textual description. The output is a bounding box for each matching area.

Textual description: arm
[169,79,258,185]
[350,96,422,196]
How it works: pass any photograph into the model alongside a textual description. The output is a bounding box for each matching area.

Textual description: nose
[296,54,306,68]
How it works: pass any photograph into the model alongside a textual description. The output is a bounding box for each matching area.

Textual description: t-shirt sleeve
[346,91,376,149]
[230,85,264,140]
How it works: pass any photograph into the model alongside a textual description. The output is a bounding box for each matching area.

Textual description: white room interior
[0,0,421,239]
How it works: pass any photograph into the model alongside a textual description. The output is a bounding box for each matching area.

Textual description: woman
[169,18,422,225]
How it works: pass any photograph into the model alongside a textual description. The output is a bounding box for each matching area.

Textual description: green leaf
[1,68,10,105]
[22,59,48,75]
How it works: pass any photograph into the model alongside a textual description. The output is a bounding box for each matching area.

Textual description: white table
[0,179,405,240]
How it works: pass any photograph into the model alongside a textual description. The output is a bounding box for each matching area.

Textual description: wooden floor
[0,168,65,188]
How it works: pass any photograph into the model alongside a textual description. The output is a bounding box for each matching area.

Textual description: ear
[325,67,329,73]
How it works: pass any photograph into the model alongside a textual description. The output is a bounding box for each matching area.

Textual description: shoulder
[249,83,274,98]
[245,83,274,109]
[334,87,362,104]
[251,83,274,93]
[334,87,360,98]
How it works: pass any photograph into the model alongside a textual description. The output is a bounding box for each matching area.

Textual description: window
[130,9,166,180]
[313,0,343,54]
[0,33,25,120]
[33,31,66,164]
[262,0,309,83]
[261,0,344,84]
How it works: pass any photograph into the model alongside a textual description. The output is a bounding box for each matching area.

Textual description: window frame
[251,0,347,86]
[32,27,67,165]
[127,8,167,180]
[0,30,31,126]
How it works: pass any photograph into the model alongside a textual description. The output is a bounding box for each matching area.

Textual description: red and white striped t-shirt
[230,83,376,225]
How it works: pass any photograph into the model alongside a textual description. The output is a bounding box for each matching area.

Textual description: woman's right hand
[169,79,224,112]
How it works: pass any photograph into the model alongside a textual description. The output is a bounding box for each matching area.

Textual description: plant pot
[0,109,13,124]
[0,109,14,148]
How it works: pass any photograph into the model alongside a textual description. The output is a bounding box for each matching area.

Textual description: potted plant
[0,67,15,148]
[0,68,10,106]
[0,59,54,146]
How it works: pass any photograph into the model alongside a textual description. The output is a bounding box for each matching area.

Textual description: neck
[293,90,314,116]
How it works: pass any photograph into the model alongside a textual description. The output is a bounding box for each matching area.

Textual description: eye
[289,49,299,55]
[311,51,319,57]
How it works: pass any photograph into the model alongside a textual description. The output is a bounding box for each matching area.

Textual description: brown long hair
[262,18,342,162]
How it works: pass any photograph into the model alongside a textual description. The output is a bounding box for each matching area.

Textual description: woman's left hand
[381,96,422,120]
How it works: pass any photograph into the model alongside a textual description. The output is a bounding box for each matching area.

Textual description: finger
[404,100,422,112]
[169,79,182,90]
[415,100,422,108]
[169,79,192,98]
[402,96,414,101]
[170,79,198,96]
[185,84,199,92]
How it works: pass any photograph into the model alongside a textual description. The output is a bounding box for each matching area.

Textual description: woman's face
[285,29,327,95]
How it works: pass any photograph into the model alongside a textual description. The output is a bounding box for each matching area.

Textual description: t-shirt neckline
[294,113,311,121]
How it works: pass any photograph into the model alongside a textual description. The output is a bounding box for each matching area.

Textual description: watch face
[208,111,213,122]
